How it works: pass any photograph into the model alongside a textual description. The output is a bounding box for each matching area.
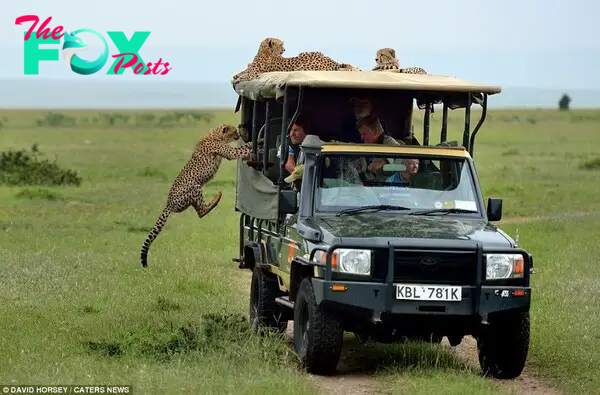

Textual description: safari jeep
[231,70,533,379]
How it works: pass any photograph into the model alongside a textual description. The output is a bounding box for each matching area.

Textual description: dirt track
[445,336,564,395]
[242,269,567,394]
[286,322,564,395]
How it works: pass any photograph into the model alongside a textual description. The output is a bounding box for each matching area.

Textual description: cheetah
[372,48,399,71]
[348,96,373,119]
[140,124,257,268]
[231,37,361,85]
[372,47,427,75]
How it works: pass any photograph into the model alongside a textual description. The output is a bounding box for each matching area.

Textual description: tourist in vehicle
[277,118,310,174]
[386,158,420,185]
[356,115,403,146]
[355,115,404,180]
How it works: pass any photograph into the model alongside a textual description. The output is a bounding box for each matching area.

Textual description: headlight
[485,254,525,280]
[316,248,372,275]
[338,249,372,275]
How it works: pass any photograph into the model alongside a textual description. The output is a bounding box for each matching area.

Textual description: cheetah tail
[140,207,171,268]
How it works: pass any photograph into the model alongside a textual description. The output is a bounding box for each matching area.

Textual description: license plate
[395,284,462,301]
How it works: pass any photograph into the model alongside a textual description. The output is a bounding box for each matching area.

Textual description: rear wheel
[249,265,287,334]
[293,278,343,375]
[477,309,530,379]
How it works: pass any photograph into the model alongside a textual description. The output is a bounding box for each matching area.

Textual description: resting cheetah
[372,47,427,75]
[348,96,373,119]
[140,124,256,268]
[231,37,361,85]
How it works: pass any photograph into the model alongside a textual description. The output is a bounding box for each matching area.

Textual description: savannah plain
[1,107,599,395]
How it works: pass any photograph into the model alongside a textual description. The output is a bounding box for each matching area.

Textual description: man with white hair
[386,158,420,186]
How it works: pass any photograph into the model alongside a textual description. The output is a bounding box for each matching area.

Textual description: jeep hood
[314,213,511,245]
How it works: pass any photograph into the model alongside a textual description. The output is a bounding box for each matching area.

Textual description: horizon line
[0,77,594,91]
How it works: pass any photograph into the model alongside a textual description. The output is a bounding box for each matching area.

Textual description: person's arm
[368,135,405,172]
[383,135,404,163]
[284,146,296,174]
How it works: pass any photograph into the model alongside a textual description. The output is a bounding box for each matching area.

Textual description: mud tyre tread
[477,309,530,379]
[249,265,287,334]
[293,278,343,376]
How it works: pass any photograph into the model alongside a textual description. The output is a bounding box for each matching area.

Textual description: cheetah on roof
[231,37,361,85]
[372,47,427,75]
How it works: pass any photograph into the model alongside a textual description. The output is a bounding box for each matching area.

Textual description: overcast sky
[1,0,598,89]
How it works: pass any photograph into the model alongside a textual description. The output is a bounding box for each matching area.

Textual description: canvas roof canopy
[233,70,502,109]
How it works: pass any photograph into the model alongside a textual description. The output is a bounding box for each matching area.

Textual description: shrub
[35,112,77,127]
[0,144,82,186]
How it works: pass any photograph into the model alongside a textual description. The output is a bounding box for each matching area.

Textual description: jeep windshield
[314,152,482,216]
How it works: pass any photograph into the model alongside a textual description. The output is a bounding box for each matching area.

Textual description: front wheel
[477,309,530,379]
[293,278,344,375]
[249,265,287,334]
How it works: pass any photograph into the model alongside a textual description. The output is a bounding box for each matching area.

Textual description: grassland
[1,107,599,395]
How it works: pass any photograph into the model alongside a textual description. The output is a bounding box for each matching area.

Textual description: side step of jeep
[275,296,295,310]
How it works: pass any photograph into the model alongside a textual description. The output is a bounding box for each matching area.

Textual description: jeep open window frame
[309,149,487,219]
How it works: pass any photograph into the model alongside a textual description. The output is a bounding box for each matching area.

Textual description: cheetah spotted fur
[140,124,256,268]
[348,96,373,119]
[231,37,361,85]
[372,47,427,75]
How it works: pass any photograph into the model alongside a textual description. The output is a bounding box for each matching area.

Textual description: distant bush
[35,112,77,127]
[30,111,215,128]
[490,111,600,124]
[569,112,600,123]
[579,157,600,171]
[558,94,571,111]
[0,144,82,186]
[15,187,64,201]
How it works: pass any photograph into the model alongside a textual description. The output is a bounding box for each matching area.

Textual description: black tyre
[293,278,343,375]
[477,309,530,379]
[249,265,287,334]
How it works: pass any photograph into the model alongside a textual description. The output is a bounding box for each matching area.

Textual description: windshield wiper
[409,208,478,216]
[336,204,412,217]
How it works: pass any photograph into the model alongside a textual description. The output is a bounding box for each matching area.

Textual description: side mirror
[279,189,298,215]
[486,197,503,221]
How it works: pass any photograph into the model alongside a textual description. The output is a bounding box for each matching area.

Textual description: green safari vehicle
[230,70,533,378]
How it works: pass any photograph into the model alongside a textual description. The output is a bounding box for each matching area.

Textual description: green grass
[499,216,600,394]
[1,107,600,394]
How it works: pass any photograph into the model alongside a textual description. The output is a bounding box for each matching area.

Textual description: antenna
[515,227,519,247]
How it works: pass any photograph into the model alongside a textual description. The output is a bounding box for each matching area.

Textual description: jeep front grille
[372,249,477,285]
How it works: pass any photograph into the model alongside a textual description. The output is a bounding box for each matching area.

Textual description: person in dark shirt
[355,115,404,181]
[277,118,310,174]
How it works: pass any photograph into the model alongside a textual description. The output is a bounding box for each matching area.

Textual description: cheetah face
[219,124,240,142]
[376,48,396,63]
[349,97,372,118]
[260,37,285,56]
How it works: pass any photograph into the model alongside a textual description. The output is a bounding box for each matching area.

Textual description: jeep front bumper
[309,242,532,319]
[311,279,531,317]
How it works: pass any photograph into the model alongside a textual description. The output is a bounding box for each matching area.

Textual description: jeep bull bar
[301,240,532,323]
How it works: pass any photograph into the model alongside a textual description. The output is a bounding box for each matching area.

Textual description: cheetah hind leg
[192,191,222,218]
